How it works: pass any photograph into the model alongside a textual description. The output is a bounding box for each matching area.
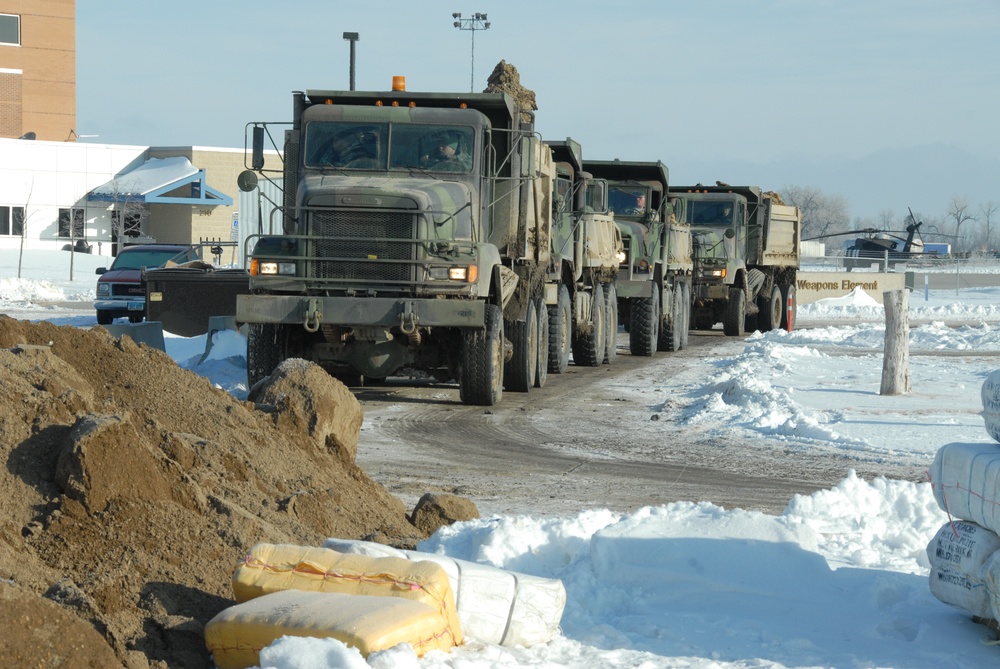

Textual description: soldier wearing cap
[422,134,472,171]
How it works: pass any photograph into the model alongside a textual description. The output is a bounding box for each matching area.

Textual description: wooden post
[880,289,910,395]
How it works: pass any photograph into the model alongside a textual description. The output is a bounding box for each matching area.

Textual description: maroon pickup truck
[94,244,200,325]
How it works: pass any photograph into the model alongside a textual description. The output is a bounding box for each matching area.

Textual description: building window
[0,206,24,236]
[0,15,19,46]
[58,208,85,238]
[111,209,143,239]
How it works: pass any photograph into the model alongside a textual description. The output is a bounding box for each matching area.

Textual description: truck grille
[311,210,414,283]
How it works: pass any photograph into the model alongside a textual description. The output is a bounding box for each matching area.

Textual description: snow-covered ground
[4,248,1000,668]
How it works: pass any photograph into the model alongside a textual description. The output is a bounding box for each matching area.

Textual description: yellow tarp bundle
[231,543,462,644]
[206,589,456,669]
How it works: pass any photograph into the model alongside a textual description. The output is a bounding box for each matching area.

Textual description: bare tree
[979,201,999,253]
[16,178,40,279]
[945,196,977,253]
[99,177,149,254]
[782,185,851,240]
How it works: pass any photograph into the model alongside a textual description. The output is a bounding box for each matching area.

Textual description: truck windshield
[687,201,734,226]
[305,122,475,173]
[608,187,648,217]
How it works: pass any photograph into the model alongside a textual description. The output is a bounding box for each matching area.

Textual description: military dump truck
[583,160,693,356]
[544,140,623,373]
[234,82,561,406]
[670,184,801,336]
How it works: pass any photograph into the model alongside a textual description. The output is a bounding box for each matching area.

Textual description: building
[0,0,75,142]
[0,2,279,262]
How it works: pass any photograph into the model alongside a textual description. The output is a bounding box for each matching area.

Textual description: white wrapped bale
[324,538,566,647]
[928,442,1000,534]
[982,370,1000,443]
[926,520,1000,619]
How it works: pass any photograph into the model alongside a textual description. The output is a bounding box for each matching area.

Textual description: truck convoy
[545,141,622,373]
[234,81,622,406]
[670,184,801,336]
[585,160,693,356]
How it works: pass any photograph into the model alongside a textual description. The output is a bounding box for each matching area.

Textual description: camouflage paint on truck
[236,87,555,405]
[671,184,801,336]
[583,160,693,356]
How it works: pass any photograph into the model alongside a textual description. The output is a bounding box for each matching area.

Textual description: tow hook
[303,298,322,332]
[399,303,418,335]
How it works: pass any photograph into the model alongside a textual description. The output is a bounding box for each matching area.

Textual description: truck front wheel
[547,285,571,374]
[628,289,659,357]
[572,285,605,367]
[658,286,684,352]
[534,296,548,388]
[460,304,504,406]
[723,287,746,337]
[504,298,538,393]
[603,283,618,365]
[247,323,285,387]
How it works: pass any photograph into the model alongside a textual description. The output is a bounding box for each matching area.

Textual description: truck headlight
[251,259,296,276]
[616,250,627,265]
[96,283,110,296]
[428,265,478,282]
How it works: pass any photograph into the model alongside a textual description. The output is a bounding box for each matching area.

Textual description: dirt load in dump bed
[0,316,426,668]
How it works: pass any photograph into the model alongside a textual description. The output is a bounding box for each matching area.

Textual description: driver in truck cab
[421,134,472,171]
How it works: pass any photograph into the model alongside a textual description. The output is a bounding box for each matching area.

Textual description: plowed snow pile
[0,316,425,668]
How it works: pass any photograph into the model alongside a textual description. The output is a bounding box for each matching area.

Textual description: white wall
[0,137,147,252]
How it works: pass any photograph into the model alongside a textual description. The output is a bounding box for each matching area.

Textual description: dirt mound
[0,316,426,667]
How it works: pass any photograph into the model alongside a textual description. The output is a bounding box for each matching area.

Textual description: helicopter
[804,209,949,269]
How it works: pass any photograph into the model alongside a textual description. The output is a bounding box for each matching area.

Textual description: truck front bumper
[235,295,486,330]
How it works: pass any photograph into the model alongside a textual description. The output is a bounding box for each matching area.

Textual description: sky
[74,1,1000,223]
[5,249,1000,667]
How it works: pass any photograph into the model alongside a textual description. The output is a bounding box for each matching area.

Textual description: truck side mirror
[251,126,265,170]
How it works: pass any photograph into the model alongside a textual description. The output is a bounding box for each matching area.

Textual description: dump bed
[761,201,801,268]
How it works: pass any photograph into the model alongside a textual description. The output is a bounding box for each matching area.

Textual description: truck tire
[758,285,783,332]
[572,285,605,367]
[247,323,285,387]
[535,296,548,388]
[504,299,538,392]
[658,286,684,352]
[628,289,659,357]
[603,282,618,365]
[781,283,797,332]
[96,310,113,325]
[722,287,747,337]
[679,282,691,349]
[548,284,571,374]
[460,303,504,406]
[723,287,746,337]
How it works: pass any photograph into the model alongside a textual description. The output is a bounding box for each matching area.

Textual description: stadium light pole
[452,12,490,92]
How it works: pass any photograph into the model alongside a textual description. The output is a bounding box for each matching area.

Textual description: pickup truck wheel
[572,284,605,367]
[504,298,538,392]
[603,283,618,365]
[723,287,746,337]
[758,285,783,331]
[547,284,571,374]
[128,314,143,324]
[96,311,113,325]
[781,283,797,332]
[247,323,285,387]
[628,289,659,357]
[535,297,548,388]
[658,286,683,352]
[460,304,504,406]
